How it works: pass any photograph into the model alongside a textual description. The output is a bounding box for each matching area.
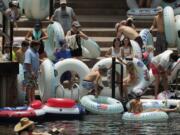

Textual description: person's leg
[138,0,144,8]
[26,86,31,104]
[154,74,160,99]
[146,0,152,8]
[161,73,168,91]
[30,87,35,103]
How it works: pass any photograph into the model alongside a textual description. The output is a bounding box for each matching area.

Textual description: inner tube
[92,58,150,96]
[126,0,162,9]
[23,0,49,19]
[44,21,65,61]
[17,64,26,105]
[80,95,124,114]
[164,6,176,47]
[55,58,90,99]
[38,59,57,102]
[139,29,154,45]
[66,35,101,58]
[122,111,168,121]
[47,98,76,108]
[127,8,158,20]
[175,15,180,53]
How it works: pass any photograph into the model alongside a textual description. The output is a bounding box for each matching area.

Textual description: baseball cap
[157,6,163,13]
[60,0,67,4]
[72,21,81,27]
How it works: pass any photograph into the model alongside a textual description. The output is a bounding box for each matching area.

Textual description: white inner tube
[122,111,168,121]
[163,6,176,47]
[44,21,65,61]
[55,58,90,99]
[92,58,150,97]
[130,40,142,60]
[126,0,162,9]
[38,59,57,102]
[17,64,26,105]
[66,35,101,59]
[80,95,124,114]
[139,29,154,45]
[23,0,49,19]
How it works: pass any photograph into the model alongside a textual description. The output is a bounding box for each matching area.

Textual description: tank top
[111,47,120,57]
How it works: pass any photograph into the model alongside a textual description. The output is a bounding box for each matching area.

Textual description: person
[81,64,108,97]
[150,6,167,55]
[66,21,88,58]
[14,117,50,135]
[23,41,40,104]
[54,39,73,89]
[129,93,180,114]
[150,50,179,99]
[5,1,20,22]
[120,37,134,59]
[115,23,144,49]
[52,0,77,34]
[25,20,48,59]
[122,61,138,100]
[105,37,122,58]
[16,40,29,64]
[138,0,152,8]
[126,16,136,30]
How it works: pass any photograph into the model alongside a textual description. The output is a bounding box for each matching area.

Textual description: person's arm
[71,8,77,21]
[95,73,101,94]
[66,30,71,37]
[25,30,33,41]
[128,100,134,112]
[105,47,112,57]
[139,102,143,113]
[39,31,48,41]
[79,31,88,40]
[150,16,157,32]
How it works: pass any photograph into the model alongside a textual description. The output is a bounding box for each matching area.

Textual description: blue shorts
[81,80,95,90]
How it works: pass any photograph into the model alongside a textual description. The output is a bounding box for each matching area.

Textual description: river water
[0,113,180,135]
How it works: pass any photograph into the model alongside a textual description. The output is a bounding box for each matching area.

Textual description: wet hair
[21,40,29,47]
[112,38,121,47]
[34,20,42,28]
[170,51,179,62]
[126,61,135,73]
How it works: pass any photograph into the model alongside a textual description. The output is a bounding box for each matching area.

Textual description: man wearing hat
[23,40,40,104]
[14,117,50,135]
[52,0,77,34]
[66,21,88,57]
[150,6,167,55]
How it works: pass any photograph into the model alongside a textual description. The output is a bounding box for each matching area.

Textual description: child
[54,39,73,89]
[129,93,180,114]
[82,64,108,97]
[123,61,138,100]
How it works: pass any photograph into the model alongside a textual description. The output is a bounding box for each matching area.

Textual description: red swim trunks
[150,63,159,75]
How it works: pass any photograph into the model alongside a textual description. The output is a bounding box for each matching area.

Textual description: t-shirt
[53,6,75,33]
[23,47,39,77]
[151,50,173,70]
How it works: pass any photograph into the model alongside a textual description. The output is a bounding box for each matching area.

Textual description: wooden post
[111,57,116,98]
[0,62,19,107]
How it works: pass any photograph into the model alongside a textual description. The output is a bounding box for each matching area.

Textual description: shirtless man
[129,93,180,114]
[150,6,167,55]
[116,23,143,49]
[81,64,107,96]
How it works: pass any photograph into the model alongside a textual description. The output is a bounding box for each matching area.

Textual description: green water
[0,113,180,135]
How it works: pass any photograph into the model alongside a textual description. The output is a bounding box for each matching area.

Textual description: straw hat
[14,117,34,132]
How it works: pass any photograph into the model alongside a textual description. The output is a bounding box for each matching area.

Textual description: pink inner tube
[30,100,43,109]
